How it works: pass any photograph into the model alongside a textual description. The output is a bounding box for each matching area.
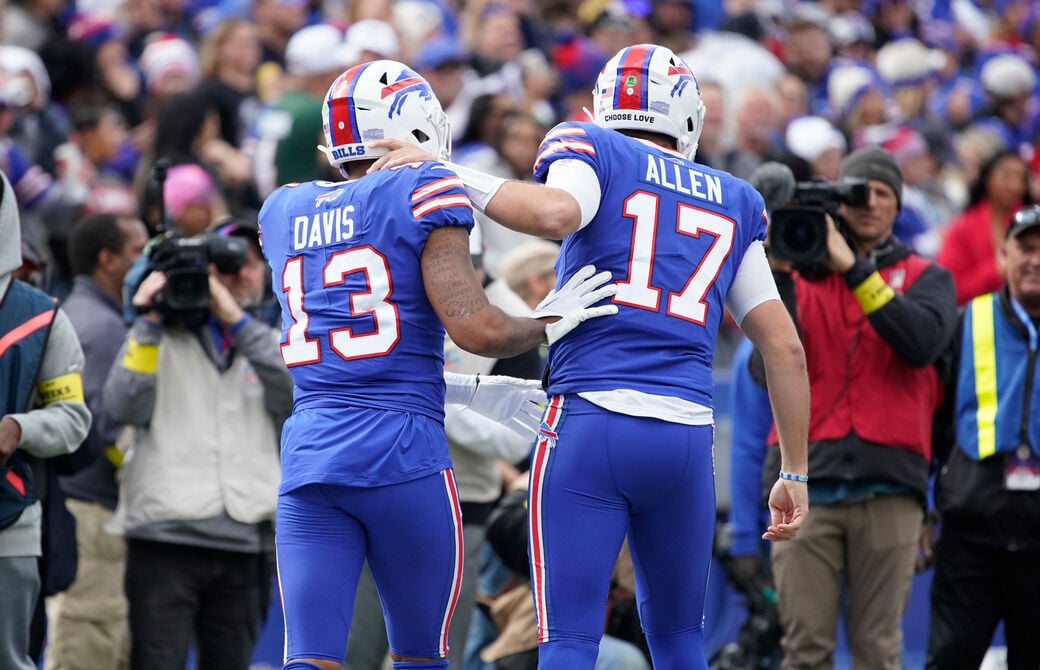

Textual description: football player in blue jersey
[258,60,618,670]
[369,44,811,670]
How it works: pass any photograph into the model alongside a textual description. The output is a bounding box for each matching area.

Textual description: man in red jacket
[761,146,958,668]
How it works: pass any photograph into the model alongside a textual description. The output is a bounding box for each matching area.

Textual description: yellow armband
[852,271,895,315]
[37,372,85,404]
[122,338,159,374]
[103,445,125,467]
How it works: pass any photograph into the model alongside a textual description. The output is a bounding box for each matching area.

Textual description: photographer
[102,221,292,670]
[756,146,958,667]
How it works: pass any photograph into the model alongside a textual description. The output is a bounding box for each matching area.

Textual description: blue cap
[414,37,467,71]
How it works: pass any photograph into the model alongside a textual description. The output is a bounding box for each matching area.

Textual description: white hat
[827,64,877,116]
[286,24,356,77]
[876,38,945,86]
[980,53,1037,99]
[345,19,400,59]
[0,46,50,100]
[829,11,874,48]
[785,115,846,163]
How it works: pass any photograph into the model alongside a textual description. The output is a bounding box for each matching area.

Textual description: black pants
[125,539,264,670]
[925,531,1040,670]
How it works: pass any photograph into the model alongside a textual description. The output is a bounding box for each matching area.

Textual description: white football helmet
[592,44,706,160]
[320,60,450,172]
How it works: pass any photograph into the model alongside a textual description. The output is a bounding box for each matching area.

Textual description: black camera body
[769,178,868,275]
[146,232,248,327]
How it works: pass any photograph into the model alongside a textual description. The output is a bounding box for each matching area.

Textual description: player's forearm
[762,343,809,476]
[742,301,808,475]
[456,308,547,360]
[445,160,580,239]
[483,182,581,240]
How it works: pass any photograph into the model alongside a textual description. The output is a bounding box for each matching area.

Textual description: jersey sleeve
[532,122,601,183]
[410,163,475,233]
[743,183,768,245]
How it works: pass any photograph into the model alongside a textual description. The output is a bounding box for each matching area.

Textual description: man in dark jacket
[47,213,147,670]
[926,205,1040,670]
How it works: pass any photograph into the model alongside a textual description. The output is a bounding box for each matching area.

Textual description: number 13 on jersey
[279,246,401,366]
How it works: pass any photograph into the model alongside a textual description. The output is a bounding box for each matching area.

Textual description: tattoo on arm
[422,226,491,319]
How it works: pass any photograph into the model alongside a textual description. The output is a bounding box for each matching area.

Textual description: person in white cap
[250,24,359,198]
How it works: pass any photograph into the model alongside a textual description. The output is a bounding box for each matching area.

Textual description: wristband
[444,160,507,211]
[779,471,809,483]
[851,271,895,315]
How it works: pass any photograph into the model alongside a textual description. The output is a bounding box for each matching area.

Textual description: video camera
[143,231,248,328]
[768,178,868,274]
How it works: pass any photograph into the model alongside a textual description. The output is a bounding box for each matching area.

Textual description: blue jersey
[533,121,767,409]
[259,163,473,484]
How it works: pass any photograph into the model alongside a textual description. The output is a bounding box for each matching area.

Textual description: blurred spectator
[250,23,356,198]
[755,146,958,667]
[551,34,607,121]
[468,4,526,79]
[581,1,649,60]
[453,92,518,166]
[344,18,401,62]
[46,103,137,281]
[45,213,148,670]
[252,0,310,66]
[139,33,202,98]
[139,88,251,216]
[784,115,846,181]
[721,84,781,179]
[875,37,946,130]
[646,0,694,54]
[829,10,876,62]
[774,72,810,134]
[780,8,834,116]
[826,65,883,139]
[681,12,785,105]
[937,149,1032,305]
[0,45,56,166]
[103,222,292,669]
[199,18,263,149]
[0,0,63,50]
[972,52,1037,155]
[0,170,91,670]
[866,0,918,45]
[926,205,1040,670]
[498,239,560,310]
[694,79,725,169]
[162,162,225,236]
[413,36,481,144]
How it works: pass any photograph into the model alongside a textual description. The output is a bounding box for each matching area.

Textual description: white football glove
[467,376,546,439]
[531,264,618,345]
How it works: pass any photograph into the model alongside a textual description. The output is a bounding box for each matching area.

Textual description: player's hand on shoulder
[531,264,619,345]
[366,138,436,173]
[468,376,547,438]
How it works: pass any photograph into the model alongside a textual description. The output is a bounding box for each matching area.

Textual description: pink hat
[164,164,215,220]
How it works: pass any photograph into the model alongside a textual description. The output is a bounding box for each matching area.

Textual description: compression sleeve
[544,159,602,230]
[725,241,781,326]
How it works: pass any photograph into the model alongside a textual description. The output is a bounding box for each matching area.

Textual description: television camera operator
[748,146,958,667]
[101,219,292,670]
